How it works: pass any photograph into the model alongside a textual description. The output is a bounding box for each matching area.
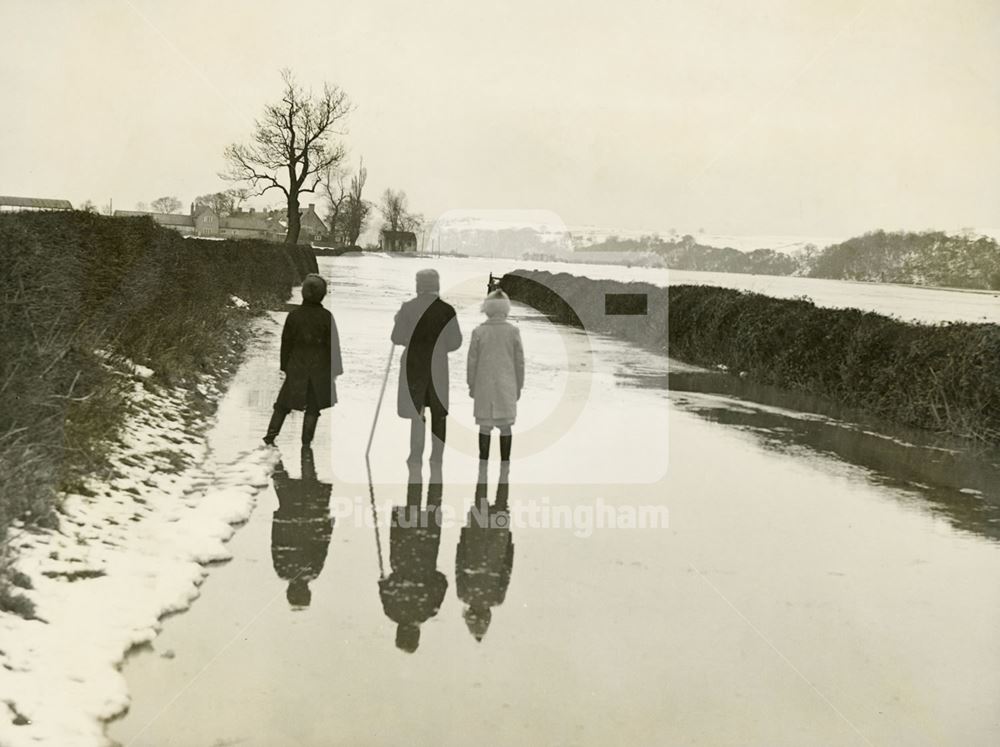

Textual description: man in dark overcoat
[264,274,343,446]
[390,269,462,467]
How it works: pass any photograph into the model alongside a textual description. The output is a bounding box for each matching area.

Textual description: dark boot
[499,433,512,462]
[302,412,320,445]
[478,431,491,461]
[263,406,288,445]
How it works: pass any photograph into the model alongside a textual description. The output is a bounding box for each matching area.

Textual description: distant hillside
[577,234,800,275]
[577,231,1000,290]
[804,230,1000,290]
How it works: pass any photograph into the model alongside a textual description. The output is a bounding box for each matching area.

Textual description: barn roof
[221,212,280,231]
[381,229,417,240]
[0,195,73,209]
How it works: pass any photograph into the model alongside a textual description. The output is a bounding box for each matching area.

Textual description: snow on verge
[0,378,278,747]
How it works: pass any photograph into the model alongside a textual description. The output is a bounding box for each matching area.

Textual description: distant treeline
[0,211,314,611]
[499,269,1000,444]
[578,230,1000,290]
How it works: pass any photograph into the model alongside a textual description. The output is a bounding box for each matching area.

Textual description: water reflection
[455,461,515,641]
[270,447,335,609]
[637,369,1000,542]
[378,472,447,653]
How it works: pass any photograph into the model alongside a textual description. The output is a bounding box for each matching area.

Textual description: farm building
[380,229,418,253]
[0,196,73,212]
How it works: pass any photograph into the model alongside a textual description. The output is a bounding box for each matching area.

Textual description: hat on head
[481,289,511,318]
[415,268,440,295]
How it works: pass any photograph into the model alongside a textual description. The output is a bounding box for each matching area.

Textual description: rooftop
[0,195,73,210]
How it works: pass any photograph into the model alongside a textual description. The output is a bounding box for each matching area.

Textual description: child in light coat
[467,290,525,462]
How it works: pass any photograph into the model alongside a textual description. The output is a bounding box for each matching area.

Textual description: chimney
[308,203,315,211]
[190,202,194,216]
[249,207,255,214]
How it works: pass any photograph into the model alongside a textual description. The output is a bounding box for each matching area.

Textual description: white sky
[1,0,998,237]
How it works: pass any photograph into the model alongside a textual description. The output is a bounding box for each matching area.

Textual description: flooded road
[108,257,1000,746]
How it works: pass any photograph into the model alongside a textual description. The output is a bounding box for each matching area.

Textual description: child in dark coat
[263,274,343,446]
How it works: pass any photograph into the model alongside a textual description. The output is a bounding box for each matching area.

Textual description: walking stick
[365,342,396,580]
[366,343,396,459]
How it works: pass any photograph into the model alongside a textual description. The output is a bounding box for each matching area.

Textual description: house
[0,196,73,212]
[380,229,418,253]
[279,204,328,243]
[113,202,327,244]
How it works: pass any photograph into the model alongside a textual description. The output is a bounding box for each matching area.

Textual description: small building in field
[380,229,418,253]
[0,196,73,212]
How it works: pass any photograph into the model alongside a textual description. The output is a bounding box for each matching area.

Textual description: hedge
[500,269,1000,443]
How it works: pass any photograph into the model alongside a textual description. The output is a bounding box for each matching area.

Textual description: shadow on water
[372,459,517,652]
[377,477,448,653]
[624,368,1000,543]
[270,447,335,609]
[456,461,516,643]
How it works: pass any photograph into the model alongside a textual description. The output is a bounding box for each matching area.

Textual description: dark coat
[391,295,462,419]
[275,300,343,412]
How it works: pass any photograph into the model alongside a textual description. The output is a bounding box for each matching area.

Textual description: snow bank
[0,379,277,746]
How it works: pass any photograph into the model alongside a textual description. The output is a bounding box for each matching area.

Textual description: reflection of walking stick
[365,343,395,580]
[366,455,386,580]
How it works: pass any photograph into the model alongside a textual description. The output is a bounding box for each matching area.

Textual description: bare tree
[222,69,352,244]
[378,188,408,232]
[319,165,349,245]
[225,187,251,211]
[194,191,235,216]
[343,158,370,247]
[150,196,182,214]
[135,201,149,212]
[80,200,98,213]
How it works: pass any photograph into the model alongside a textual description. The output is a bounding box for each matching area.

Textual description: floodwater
[108,257,1000,746]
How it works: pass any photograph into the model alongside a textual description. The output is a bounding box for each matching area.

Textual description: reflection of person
[378,505,447,653]
[467,290,524,462]
[264,274,343,446]
[270,447,334,609]
[455,462,514,641]
[391,269,462,469]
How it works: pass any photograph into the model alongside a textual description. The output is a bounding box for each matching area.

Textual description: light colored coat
[467,319,525,425]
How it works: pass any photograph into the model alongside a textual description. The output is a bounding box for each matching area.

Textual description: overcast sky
[1,0,997,237]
